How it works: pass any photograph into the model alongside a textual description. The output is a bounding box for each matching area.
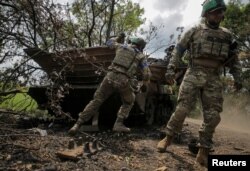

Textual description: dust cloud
[220,94,250,133]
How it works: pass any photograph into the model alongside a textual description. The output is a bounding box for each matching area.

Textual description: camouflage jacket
[169,21,242,83]
[106,37,151,81]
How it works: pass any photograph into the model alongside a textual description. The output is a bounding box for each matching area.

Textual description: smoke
[220,93,250,133]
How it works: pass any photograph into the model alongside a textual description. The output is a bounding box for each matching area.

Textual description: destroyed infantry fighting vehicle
[24,46,175,129]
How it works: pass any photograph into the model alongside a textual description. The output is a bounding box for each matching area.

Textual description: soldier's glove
[117,32,126,43]
[234,82,242,91]
[165,67,175,85]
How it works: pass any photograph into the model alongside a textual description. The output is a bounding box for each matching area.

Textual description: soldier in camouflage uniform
[68,33,151,135]
[157,0,242,167]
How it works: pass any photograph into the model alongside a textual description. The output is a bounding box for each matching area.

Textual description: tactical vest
[111,45,144,77]
[190,24,232,62]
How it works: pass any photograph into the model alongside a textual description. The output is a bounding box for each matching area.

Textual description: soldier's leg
[157,71,198,152]
[69,76,114,135]
[79,78,114,121]
[196,77,223,167]
[113,84,135,132]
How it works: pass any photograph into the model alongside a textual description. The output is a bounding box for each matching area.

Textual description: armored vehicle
[24,47,175,128]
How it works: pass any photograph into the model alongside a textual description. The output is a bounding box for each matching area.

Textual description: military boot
[157,135,173,152]
[68,119,84,135]
[196,147,209,167]
[113,117,131,132]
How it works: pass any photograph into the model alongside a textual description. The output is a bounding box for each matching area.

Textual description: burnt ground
[0,113,250,171]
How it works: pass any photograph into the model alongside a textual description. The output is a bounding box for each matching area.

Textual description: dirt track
[0,113,250,171]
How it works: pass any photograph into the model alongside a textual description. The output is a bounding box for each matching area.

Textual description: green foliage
[115,1,145,34]
[222,1,250,51]
[69,0,145,46]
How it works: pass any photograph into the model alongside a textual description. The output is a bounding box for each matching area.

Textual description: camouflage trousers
[78,71,135,122]
[166,67,223,148]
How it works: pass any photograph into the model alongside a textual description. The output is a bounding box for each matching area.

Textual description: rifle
[221,40,238,76]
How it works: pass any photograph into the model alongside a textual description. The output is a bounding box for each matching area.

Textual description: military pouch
[191,28,230,61]
[112,47,136,70]
[202,36,229,58]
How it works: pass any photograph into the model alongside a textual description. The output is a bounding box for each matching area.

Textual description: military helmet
[130,37,146,50]
[201,0,226,17]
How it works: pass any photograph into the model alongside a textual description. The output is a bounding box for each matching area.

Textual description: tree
[0,0,70,92]
[222,0,250,51]
[70,0,145,47]
[222,0,250,91]
[0,0,145,94]
[0,0,146,117]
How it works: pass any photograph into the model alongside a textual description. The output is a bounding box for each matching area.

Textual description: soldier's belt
[110,69,130,78]
[192,58,222,68]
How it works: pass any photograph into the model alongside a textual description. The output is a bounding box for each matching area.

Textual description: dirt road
[0,115,250,171]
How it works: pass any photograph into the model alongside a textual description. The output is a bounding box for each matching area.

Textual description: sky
[55,0,249,58]
[133,0,205,57]
[130,0,249,58]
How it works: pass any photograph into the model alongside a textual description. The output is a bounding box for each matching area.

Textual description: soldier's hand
[119,32,126,38]
[165,68,175,85]
[117,32,126,43]
[234,82,242,91]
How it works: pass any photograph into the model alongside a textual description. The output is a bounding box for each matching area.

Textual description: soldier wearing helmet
[157,0,242,167]
[68,33,151,134]
[129,37,147,52]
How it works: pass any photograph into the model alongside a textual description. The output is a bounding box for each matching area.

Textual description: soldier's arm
[106,37,120,49]
[106,33,126,49]
[169,27,196,69]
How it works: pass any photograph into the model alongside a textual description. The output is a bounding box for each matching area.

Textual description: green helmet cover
[201,0,226,17]
[130,37,146,49]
